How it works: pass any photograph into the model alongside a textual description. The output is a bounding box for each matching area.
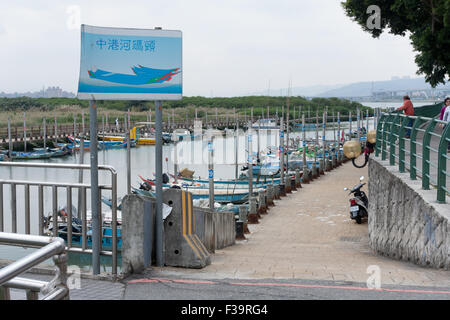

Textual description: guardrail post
[437,124,450,203]
[409,117,422,180]
[398,116,410,173]
[422,119,437,190]
[389,114,400,166]
[381,114,392,161]
[375,114,386,157]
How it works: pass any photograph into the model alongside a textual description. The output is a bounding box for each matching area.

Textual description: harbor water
[0,118,375,272]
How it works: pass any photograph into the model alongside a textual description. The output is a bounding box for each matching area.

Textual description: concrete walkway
[148,160,449,288]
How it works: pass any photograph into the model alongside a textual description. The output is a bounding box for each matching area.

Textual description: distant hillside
[317,77,450,98]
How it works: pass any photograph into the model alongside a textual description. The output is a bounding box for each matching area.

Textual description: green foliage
[341,0,450,87]
[0,96,369,118]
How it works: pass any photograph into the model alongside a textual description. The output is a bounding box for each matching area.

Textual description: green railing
[375,112,450,203]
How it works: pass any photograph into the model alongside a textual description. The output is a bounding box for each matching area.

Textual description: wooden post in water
[8,117,12,158]
[235,117,239,180]
[302,113,309,183]
[43,118,46,149]
[23,112,27,152]
[322,111,327,172]
[357,106,361,143]
[82,110,85,134]
[73,113,77,137]
[279,116,285,195]
[315,110,319,175]
[247,121,254,200]
[349,111,352,139]
[54,112,57,145]
[208,136,214,210]
[366,109,369,131]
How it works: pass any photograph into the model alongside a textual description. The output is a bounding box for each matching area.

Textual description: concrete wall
[194,207,235,253]
[121,190,236,273]
[368,157,450,270]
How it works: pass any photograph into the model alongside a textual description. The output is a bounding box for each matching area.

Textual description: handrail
[376,112,450,203]
[0,232,69,300]
[0,161,119,275]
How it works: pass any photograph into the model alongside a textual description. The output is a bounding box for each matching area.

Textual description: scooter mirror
[360,176,364,181]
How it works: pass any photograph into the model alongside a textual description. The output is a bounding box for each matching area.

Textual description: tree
[342,0,450,87]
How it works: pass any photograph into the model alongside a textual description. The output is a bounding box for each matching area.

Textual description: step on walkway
[150,161,450,288]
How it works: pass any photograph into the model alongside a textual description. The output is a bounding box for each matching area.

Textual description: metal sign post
[89,99,100,275]
[77,25,182,273]
[155,100,164,267]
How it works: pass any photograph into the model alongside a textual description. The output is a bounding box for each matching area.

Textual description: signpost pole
[155,100,164,267]
[89,99,100,275]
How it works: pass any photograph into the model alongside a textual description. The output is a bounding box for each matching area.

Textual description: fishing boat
[67,136,135,149]
[43,206,123,249]
[133,186,251,204]
[130,122,156,145]
[252,118,278,129]
[33,146,72,158]
[101,122,156,145]
[9,150,53,160]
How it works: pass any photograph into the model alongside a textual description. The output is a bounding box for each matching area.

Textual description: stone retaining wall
[368,157,450,269]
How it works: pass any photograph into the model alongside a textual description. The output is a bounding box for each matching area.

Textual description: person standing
[440,96,450,120]
[396,95,414,138]
[440,97,450,151]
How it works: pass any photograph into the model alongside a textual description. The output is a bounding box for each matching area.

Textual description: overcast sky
[0,0,421,97]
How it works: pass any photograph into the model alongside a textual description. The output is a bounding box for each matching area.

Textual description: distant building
[0,86,75,98]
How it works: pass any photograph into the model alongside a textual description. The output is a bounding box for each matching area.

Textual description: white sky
[0,0,420,97]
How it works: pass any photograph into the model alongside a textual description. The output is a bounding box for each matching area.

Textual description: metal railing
[0,232,69,300]
[375,112,450,203]
[0,162,119,275]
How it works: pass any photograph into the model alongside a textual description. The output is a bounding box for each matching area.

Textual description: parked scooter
[344,176,368,224]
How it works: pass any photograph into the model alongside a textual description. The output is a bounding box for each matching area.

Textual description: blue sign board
[77,25,182,100]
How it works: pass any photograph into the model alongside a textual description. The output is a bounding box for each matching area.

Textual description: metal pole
[155,100,164,267]
[126,115,131,195]
[247,122,253,198]
[338,112,341,144]
[208,136,214,210]
[89,99,100,275]
[279,116,285,192]
[322,112,326,170]
[102,114,105,144]
[173,136,178,183]
[78,135,84,219]
[302,113,307,174]
[314,111,319,171]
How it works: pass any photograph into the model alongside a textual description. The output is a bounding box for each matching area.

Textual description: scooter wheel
[355,216,362,224]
